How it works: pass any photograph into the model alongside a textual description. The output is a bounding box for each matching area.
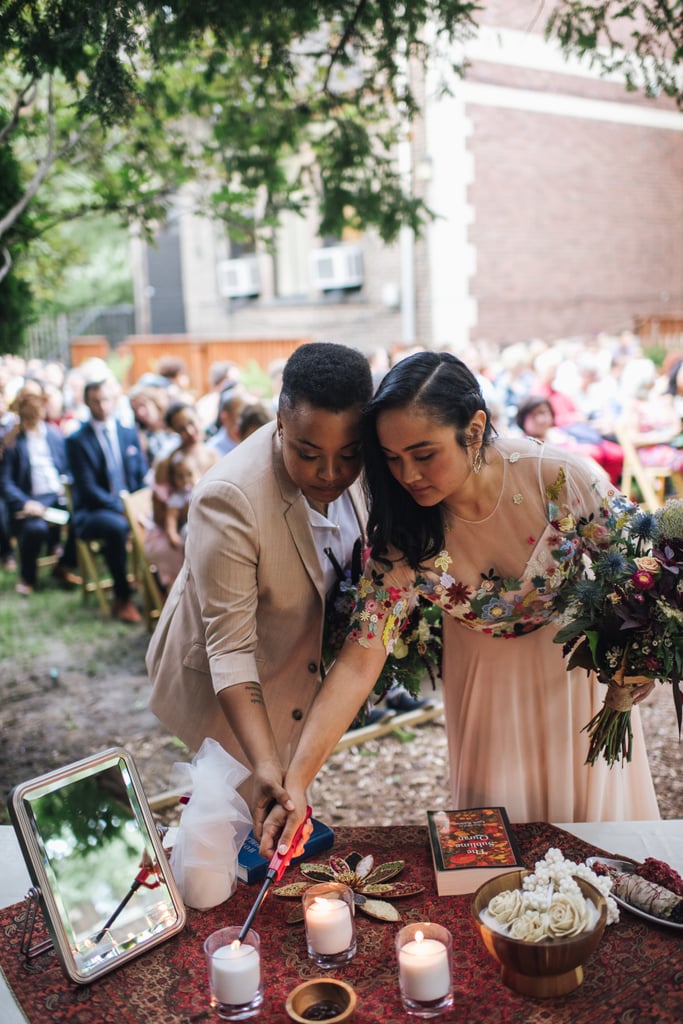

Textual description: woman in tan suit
[146,343,373,840]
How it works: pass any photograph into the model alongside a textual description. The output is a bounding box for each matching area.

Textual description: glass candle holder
[204,926,264,1020]
[395,922,453,1018]
[302,882,356,968]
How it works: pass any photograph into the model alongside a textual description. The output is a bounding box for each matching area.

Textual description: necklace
[443,448,505,525]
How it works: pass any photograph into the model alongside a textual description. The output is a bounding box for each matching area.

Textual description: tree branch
[0,77,101,243]
[322,0,368,95]
[0,76,39,146]
[0,246,12,286]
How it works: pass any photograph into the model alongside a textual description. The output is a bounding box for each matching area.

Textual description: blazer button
[307,662,318,673]
[292,708,303,721]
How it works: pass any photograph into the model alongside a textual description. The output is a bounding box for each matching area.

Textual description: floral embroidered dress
[349,437,659,822]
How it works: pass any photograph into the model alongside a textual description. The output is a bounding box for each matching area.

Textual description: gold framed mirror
[8,746,186,984]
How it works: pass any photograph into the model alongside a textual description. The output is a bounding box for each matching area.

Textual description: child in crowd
[164,450,199,549]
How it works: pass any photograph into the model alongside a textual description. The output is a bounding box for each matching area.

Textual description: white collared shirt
[93,418,123,465]
[25,423,61,496]
[307,490,360,595]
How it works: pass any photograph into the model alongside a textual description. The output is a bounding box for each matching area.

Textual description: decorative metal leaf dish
[273,851,424,923]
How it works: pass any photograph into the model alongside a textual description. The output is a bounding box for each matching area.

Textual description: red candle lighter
[237,805,312,943]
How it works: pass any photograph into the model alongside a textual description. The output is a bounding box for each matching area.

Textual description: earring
[472,447,483,474]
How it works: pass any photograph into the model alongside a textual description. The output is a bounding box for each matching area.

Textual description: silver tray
[585,857,683,932]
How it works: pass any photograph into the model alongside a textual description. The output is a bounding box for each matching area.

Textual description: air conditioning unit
[311,245,364,291]
[216,257,261,298]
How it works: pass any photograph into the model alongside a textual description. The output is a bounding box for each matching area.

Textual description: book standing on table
[427,807,524,896]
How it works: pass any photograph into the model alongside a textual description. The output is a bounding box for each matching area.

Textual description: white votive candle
[398,931,450,1002]
[305,896,354,955]
[211,940,260,1005]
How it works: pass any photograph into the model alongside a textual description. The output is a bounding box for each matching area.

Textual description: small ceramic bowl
[285,978,356,1023]
[471,869,607,998]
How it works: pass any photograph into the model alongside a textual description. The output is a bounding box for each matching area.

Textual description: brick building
[130,2,683,356]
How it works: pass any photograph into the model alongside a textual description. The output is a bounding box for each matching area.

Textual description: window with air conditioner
[216,256,261,298]
[310,245,364,292]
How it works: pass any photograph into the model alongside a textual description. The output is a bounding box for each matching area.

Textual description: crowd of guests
[1,333,682,617]
[0,353,274,615]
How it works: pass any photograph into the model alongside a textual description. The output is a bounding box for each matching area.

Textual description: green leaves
[546,2,683,108]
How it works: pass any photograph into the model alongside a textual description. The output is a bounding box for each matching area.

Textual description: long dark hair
[362,351,492,569]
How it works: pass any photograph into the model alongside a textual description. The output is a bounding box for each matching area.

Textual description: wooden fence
[71,335,307,393]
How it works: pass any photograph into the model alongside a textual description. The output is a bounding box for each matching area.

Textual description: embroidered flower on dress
[512,493,523,504]
[344,467,641,654]
[435,550,452,571]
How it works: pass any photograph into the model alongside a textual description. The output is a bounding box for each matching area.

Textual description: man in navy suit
[1,388,79,594]
[66,378,148,623]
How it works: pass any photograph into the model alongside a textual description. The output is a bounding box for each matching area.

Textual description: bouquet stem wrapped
[583,668,649,767]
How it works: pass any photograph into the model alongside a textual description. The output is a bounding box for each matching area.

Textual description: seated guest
[66,378,148,623]
[207,388,247,456]
[145,401,219,591]
[515,394,624,486]
[619,358,683,493]
[0,385,17,570]
[237,401,274,440]
[163,450,199,551]
[1,388,80,595]
[128,383,176,465]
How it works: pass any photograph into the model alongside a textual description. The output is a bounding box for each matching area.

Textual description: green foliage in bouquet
[554,497,683,766]
[322,574,443,703]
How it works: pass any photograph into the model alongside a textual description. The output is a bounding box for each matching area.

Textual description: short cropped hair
[279,343,372,414]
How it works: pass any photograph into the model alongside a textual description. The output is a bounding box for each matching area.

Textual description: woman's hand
[249,760,294,846]
[631,679,656,705]
[260,783,310,860]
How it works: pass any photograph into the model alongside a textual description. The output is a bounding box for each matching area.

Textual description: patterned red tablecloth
[1,823,681,1024]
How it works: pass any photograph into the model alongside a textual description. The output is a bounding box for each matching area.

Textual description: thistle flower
[630,509,658,545]
[654,499,683,543]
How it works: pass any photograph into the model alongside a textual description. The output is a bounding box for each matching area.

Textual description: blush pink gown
[350,438,660,823]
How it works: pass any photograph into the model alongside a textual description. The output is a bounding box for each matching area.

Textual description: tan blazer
[146,423,366,770]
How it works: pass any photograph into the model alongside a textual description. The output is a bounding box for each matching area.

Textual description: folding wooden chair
[616,426,674,511]
[60,483,115,614]
[121,488,164,631]
[75,536,115,614]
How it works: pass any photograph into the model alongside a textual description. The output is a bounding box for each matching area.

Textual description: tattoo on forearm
[246,682,264,706]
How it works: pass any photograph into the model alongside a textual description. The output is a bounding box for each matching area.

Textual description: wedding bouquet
[322,565,442,703]
[554,497,683,767]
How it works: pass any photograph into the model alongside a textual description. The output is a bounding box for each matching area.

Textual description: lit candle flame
[415,930,424,944]
[230,939,241,951]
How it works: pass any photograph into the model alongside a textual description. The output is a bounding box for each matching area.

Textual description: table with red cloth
[0,822,680,1024]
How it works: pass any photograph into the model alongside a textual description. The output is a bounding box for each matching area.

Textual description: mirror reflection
[10,748,185,983]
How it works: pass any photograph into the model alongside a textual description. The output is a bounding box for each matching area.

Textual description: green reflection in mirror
[10,748,186,983]
[28,763,157,954]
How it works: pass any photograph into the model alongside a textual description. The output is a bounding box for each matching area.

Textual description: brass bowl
[285,978,357,1023]
[471,869,607,998]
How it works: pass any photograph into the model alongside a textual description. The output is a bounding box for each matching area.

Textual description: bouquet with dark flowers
[322,543,442,707]
[554,497,683,767]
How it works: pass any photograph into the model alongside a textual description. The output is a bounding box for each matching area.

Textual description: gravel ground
[308,680,682,826]
[1,627,679,827]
